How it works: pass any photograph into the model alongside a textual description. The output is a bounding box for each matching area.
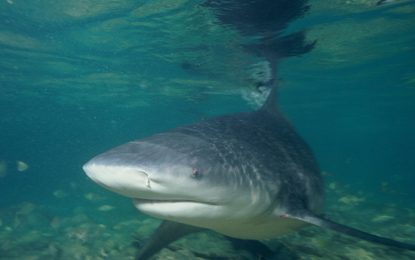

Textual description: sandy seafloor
[1,178,414,260]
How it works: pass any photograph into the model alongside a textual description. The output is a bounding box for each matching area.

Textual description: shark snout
[82,160,152,199]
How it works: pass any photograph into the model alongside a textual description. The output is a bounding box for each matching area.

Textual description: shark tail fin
[289,212,415,251]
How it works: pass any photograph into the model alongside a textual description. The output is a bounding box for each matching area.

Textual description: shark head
[83,131,271,230]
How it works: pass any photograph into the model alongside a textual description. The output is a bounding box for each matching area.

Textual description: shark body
[83,87,415,259]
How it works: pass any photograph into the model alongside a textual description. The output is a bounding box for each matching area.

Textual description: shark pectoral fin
[287,212,415,251]
[135,220,204,260]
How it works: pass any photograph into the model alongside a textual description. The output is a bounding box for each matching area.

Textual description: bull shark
[83,83,415,259]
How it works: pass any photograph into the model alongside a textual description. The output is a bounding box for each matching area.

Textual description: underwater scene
[1,0,415,259]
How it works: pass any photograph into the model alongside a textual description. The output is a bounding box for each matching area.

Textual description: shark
[83,82,415,259]
[81,0,415,258]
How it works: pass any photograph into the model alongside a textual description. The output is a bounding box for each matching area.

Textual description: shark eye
[191,167,202,179]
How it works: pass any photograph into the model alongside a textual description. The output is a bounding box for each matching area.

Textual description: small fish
[16,160,29,172]
[53,190,68,199]
[98,205,115,211]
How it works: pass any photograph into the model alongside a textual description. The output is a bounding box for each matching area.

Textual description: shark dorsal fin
[260,84,278,115]
[257,57,279,115]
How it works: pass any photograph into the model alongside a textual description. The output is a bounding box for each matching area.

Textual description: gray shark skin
[83,87,415,259]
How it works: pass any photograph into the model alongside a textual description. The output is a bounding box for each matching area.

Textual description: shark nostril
[137,170,151,189]
[145,174,151,189]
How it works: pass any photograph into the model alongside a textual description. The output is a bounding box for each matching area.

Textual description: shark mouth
[133,198,218,205]
[132,198,222,221]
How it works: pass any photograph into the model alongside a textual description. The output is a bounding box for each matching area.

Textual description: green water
[1,0,414,259]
